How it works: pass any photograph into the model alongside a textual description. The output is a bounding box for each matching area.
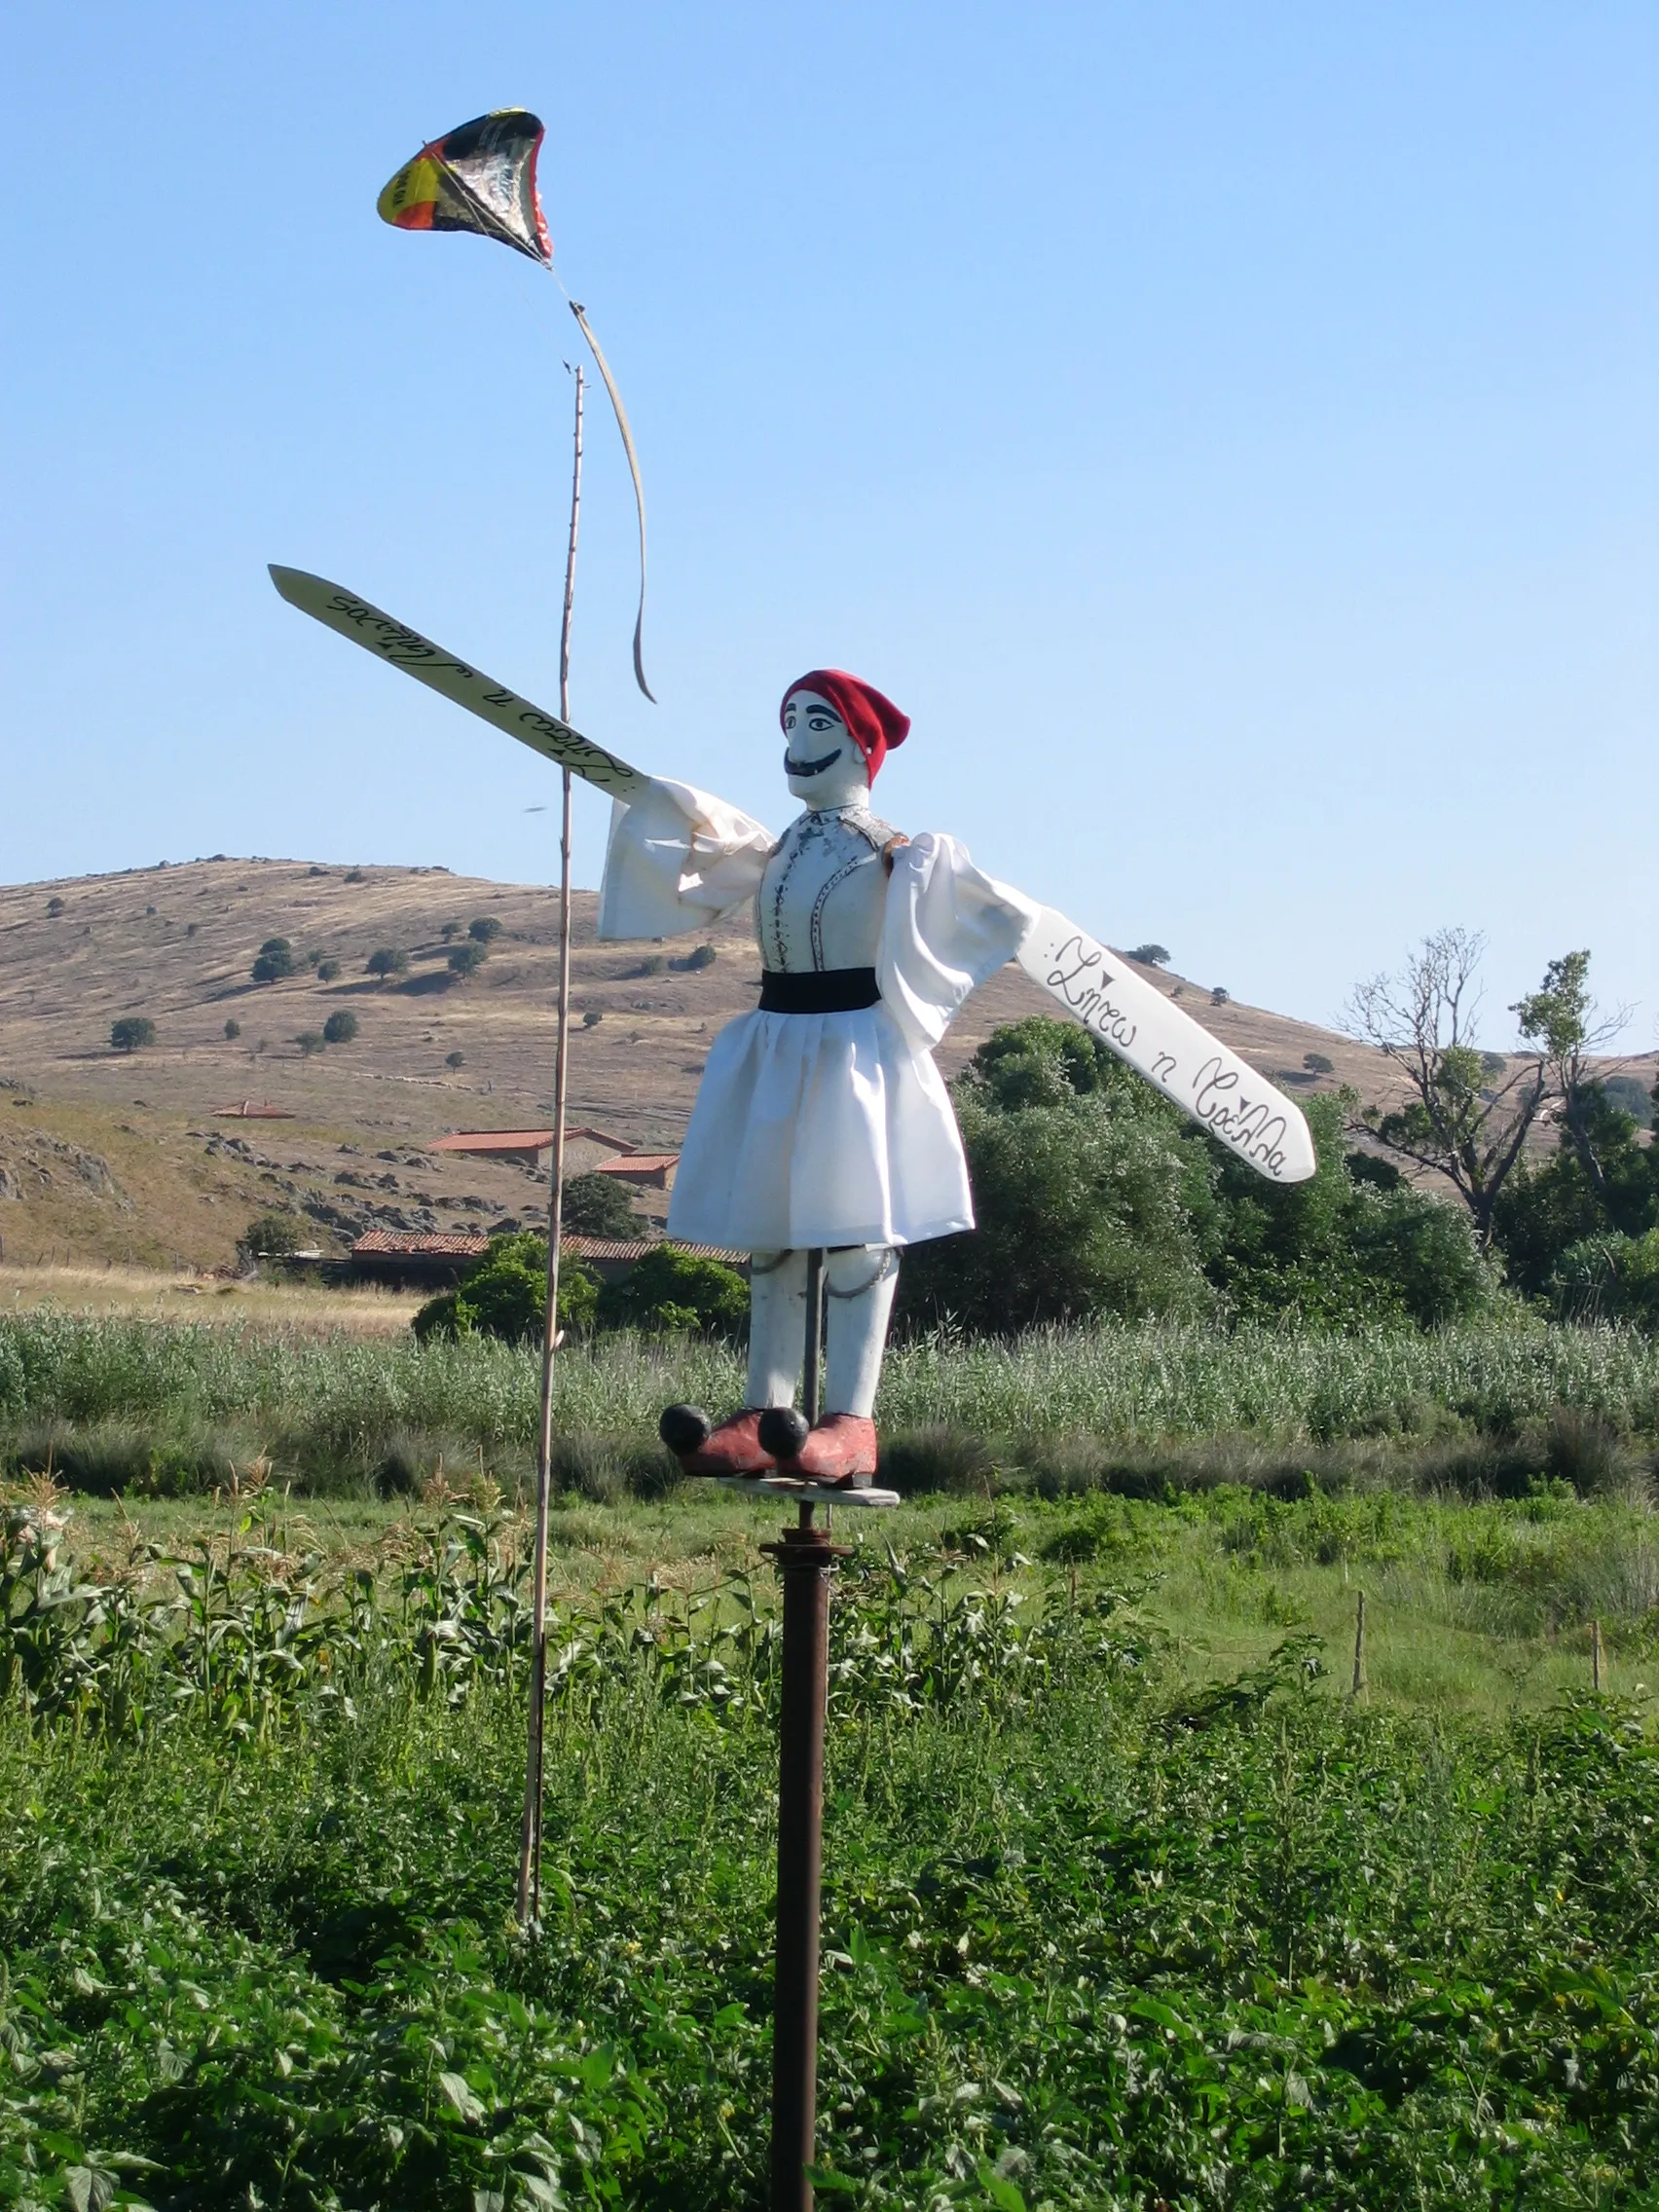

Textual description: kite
[376,108,551,263]
[378,109,654,701]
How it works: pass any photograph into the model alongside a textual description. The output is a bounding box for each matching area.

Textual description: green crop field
[5,1446,1658,2210]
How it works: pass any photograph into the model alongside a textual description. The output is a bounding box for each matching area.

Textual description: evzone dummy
[595,671,1038,1487]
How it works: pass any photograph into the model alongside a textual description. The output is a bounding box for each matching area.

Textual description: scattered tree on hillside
[316,958,340,982]
[251,943,295,982]
[294,1031,326,1056]
[1304,1052,1334,1075]
[467,915,503,943]
[109,1016,156,1052]
[322,1011,358,1046]
[1346,928,1585,1252]
[441,922,461,941]
[444,1051,464,1069]
[365,948,408,983]
[447,942,488,979]
[671,943,718,973]
[562,1172,643,1239]
[223,1019,240,1042]
[1211,987,1230,1006]
[1128,943,1170,967]
[344,868,366,883]
[46,897,64,917]
[581,1010,604,1028]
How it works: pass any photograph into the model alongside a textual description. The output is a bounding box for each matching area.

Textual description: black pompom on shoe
[659,1404,713,1457]
[756,1406,812,1463]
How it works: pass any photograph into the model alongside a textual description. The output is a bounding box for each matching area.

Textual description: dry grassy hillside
[3,856,1642,1273]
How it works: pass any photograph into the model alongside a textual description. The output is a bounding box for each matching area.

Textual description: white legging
[745,1245,900,1419]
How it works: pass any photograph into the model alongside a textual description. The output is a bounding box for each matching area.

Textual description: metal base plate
[713,1473,901,1509]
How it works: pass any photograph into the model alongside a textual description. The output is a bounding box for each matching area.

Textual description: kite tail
[569,301,654,703]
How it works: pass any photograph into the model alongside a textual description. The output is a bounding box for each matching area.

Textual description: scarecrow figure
[597,672,1037,1487]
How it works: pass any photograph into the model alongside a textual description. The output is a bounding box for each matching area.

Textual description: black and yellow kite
[377,109,552,264]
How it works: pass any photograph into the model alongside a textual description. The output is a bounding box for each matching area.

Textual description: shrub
[250,949,294,983]
[1304,1052,1335,1075]
[365,948,408,982]
[260,937,291,956]
[223,1019,240,1042]
[445,1051,465,1070]
[316,958,341,982]
[1551,1229,1659,1332]
[562,1172,642,1239]
[109,1016,155,1051]
[447,942,488,979]
[441,922,461,941]
[582,1010,604,1028]
[597,1246,749,1339]
[674,943,718,972]
[344,867,365,883]
[45,897,64,917]
[412,1233,598,1346]
[293,1031,326,1056]
[467,915,503,943]
[321,1011,358,1046]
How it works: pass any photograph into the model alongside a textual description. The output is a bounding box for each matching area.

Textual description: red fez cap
[780,669,910,783]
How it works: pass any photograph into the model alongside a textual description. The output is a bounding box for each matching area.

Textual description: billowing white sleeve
[876,830,1042,1052]
[596,778,775,942]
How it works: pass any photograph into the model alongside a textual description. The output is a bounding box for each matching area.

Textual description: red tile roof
[351,1231,490,1258]
[428,1129,553,1153]
[565,1236,742,1263]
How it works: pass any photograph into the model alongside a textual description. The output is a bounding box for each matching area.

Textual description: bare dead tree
[1344,927,1548,1250]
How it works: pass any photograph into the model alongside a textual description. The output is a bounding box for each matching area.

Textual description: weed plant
[3,1311,1658,1502]
[3,1490,1659,2207]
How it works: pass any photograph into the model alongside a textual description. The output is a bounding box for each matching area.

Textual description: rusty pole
[763,1507,842,2212]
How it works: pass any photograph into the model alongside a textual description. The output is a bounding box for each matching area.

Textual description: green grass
[3,1309,1658,1500]
[4,1482,1659,2208]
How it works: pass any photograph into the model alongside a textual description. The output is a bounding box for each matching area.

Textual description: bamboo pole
[1592,1617,1604,1694]
[518,365,584,1929]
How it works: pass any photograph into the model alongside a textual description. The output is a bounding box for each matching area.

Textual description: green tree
[412,1233,598,1345]
[896,1018,1214,1335]
[251,947,294,983]
[467,915,503,943]
[1127,942,1170,966]
[365,948,408,983]
[316,958,341,982]
[223,1018,241,1041]
[322,1011,358,1046]
[596,1246,749,1339]
[241,1211,305,1260]
[293,1031,325,1056]
[444,1051,465,1070]
[109,1016,156,1051]
[561,1171,642,1238]
[447,942,488,979]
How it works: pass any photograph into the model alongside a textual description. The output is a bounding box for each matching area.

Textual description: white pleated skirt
[664,1003,975,1251]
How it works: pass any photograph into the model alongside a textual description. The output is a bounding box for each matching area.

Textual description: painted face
[782,690,870,808]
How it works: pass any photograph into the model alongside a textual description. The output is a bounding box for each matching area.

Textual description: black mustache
[783,745,843,777]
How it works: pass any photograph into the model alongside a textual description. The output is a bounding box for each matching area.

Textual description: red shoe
[775,1413,878,1488]
[658,1404,776,1476]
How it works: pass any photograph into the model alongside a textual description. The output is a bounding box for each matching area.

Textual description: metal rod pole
[518,365,584,1929]
[802,1247,825,1428]
[764,1513,840,2212]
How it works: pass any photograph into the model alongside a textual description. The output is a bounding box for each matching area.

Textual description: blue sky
[4,2,1654,1042]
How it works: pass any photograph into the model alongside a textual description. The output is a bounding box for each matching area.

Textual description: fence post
[1592,1616,1604,1694]
[1351,1588,1368,1699]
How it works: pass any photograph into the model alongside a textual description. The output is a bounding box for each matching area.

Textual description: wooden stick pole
[1351,1588,1368,1700]
[1592,1616,1604,1694]
[518,365,584,1929]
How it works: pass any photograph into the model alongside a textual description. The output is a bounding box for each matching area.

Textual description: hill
[3,857,1643,1273]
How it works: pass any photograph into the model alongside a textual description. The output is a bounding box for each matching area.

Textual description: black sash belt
[758,967,881,1014]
